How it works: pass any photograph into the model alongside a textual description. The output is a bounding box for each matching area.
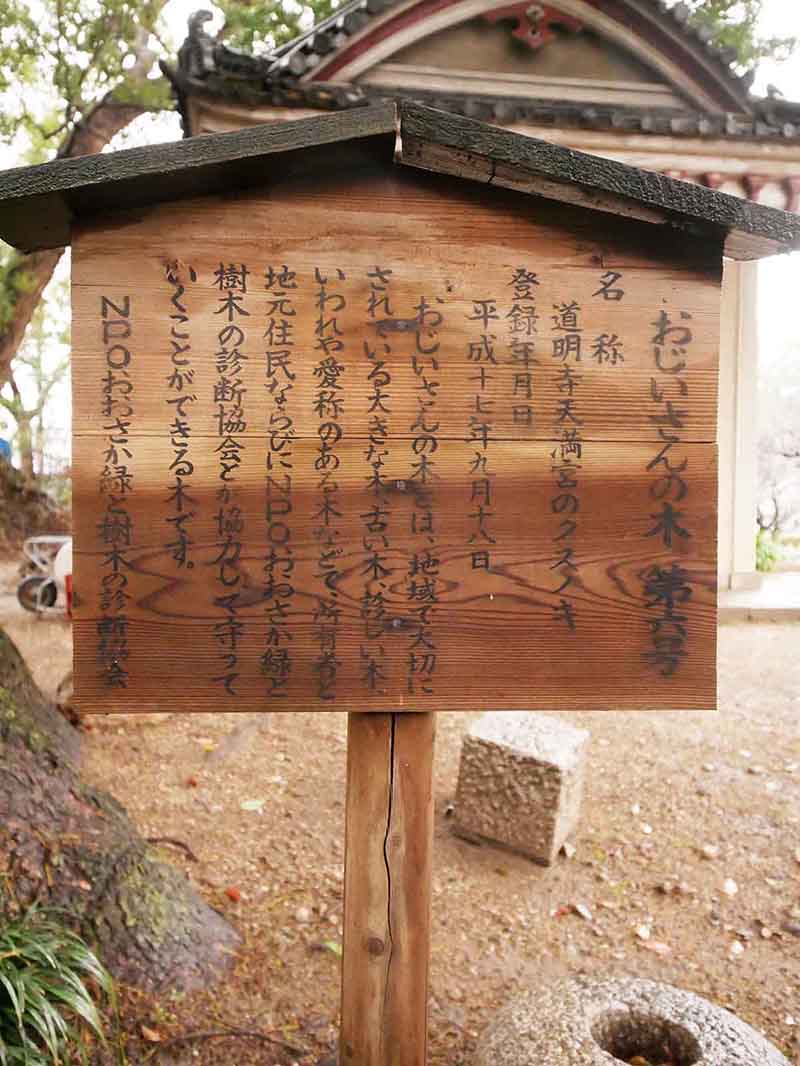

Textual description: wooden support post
[340,712,436,1066]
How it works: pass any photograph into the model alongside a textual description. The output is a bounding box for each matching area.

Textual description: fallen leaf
[641,940,672,957]
[225,886,241,903]
[186,775,198,788]
[140,1025,162,1042]
[322,940,342,957]
[241,798,266,813]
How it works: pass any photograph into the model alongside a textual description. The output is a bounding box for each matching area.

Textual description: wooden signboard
[71,164,719,715]
[6,100,799,1066]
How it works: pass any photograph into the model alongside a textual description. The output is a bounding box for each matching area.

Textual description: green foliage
[677,0,797,69]
[0,909,114,1065]
[0,1,167,164]
[0,256,38,338]
[218,0,344,54]
[756,527,783,572]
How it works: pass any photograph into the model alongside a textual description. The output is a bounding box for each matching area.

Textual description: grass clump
[0,908,113,1064]
[756,527,783,572]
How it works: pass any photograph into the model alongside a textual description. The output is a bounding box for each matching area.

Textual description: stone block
[452,711,588,865]
[475,977,790,1066]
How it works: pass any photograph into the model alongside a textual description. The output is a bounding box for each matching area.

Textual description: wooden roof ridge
[0,101,799,260]
[397,102,800,259]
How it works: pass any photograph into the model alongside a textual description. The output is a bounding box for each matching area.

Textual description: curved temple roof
[162,1,800,143]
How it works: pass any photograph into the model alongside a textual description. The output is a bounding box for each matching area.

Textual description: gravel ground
[1,558,798,1065]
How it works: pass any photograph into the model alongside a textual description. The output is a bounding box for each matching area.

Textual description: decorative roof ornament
[177,10,218,79]
[166,7,370,115]
[482,3,583,52]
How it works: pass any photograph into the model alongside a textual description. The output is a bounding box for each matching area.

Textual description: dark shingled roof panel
[397,103,800,260]
[0,103,397,252]
[0,101,798,260]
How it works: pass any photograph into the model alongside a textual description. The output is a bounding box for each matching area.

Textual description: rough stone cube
[453,712,589,865]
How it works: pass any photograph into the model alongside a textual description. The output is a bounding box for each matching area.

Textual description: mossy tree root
[0,629,239,992]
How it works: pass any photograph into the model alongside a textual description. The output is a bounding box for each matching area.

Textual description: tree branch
[142,1026,307,1061]
[0,22,165,392]
[0,250,64,395]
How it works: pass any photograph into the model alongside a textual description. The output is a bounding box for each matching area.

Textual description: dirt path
[1,558,798,1064]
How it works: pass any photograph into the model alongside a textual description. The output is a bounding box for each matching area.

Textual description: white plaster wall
[718,261,760,591]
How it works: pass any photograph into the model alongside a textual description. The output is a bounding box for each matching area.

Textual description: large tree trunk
[0,249,64,393]
[0,627,239,991]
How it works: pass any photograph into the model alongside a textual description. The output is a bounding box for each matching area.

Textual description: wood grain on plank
[4,99,799,259]
[72,591,717,714]
[71,164,719,716]
[71,293,719,445]
[341,713,392,1066]
[0,104,398,252]
[70,165,726,278]
[70,170,720,445]
[340,712,435,1066]
[72,436,716,574]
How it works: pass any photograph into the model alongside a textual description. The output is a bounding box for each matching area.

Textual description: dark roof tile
[167,4,800,145]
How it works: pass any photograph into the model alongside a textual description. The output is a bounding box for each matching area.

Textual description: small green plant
[756,528,783,573]
[0,909,113,1065]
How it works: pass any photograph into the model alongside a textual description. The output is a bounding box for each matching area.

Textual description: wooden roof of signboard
[1,100,799,260]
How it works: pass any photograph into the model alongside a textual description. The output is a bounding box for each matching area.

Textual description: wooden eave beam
[396,103,800,260]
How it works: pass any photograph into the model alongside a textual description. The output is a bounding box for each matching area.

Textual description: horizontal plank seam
[72,433,719,444]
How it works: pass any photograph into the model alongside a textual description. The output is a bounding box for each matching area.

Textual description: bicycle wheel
[17,576,57,612]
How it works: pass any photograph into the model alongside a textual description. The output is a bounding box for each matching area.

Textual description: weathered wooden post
[1,100,798,1065]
